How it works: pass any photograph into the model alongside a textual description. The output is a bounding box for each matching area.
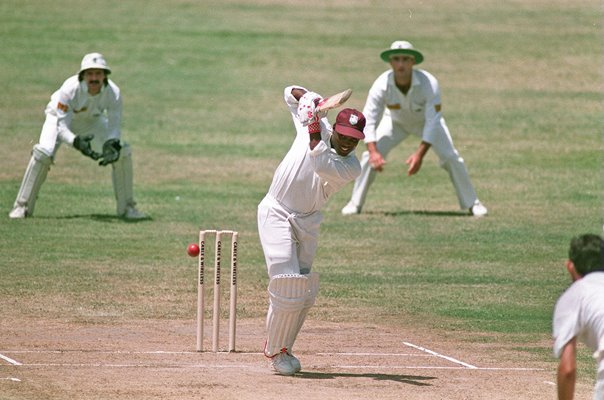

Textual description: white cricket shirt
[553,271,604,379]
[362,69,446,145]
[267,86,361,214]
[45,75,122,144]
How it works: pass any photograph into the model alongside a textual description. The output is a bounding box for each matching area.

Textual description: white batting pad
[111,143,134,216]
[265,274,308,356]
[303,272,320,307]
[12,145,52,216]
[290,272,319,351]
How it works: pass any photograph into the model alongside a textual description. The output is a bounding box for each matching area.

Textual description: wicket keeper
[9,53,146,220]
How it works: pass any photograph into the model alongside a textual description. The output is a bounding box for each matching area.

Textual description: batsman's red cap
[334,108,365,140]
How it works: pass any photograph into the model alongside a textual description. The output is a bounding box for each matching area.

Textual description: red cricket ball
[187,243,200,257]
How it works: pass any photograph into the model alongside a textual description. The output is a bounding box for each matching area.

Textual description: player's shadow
[295,371,435,386]
[40,214,153,223]
[367,210,468,217]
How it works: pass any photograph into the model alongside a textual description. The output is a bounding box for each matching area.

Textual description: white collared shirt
[362,68,445,144]
[553,271,604,379]
[266,86,361,214]
[45,75,122,144]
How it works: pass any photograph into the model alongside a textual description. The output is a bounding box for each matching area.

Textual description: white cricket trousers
[257,195,323,278]
[349,117,478,210]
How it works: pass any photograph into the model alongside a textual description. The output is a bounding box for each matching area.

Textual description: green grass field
[0,0,602,396]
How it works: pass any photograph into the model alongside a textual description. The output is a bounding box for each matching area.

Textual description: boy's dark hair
[568,234,604,276]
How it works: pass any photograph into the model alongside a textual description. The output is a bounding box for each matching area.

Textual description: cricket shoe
[285,351,301,373]
[341,201,360,216]
[122,205,148,220]
[469,200,487,217]
[268,348,296,376]
[8,206,27,219]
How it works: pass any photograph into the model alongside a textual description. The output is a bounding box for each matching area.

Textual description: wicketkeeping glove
[73,135,101,160]
[98,138,122,166]
[297,91,323,126]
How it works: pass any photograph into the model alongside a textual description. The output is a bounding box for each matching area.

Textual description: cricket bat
[316,89,352,112]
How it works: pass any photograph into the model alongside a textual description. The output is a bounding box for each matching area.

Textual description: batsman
[257,85,365,375]
[8,53,146,220]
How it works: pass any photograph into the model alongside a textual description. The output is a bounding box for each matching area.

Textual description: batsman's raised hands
[73,134,101,160]
[307,115,321,135]
[297,91,323,126]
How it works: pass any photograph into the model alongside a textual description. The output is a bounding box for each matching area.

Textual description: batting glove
[297,91,323,126]
[307,116,321,135]
[98,139,122,166]
[73,135,101,160]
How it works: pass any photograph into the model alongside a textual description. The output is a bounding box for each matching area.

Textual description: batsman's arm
[308,131,322,150]
[290,88,323,141]
[291,88,307,101]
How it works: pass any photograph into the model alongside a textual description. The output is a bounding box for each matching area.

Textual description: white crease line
[0,354,22,366]
[543,381,556,386]
[335,365,544,371]
[476,367,545,371]
[0,377,21,382]
[12,363,265,370]
[403,342,477,369]
[0,349,546,372]
[317,353,432,357]
[1,350,263,355]
[1,361,546,371]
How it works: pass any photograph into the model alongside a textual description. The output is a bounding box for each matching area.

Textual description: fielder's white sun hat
[78,53,111,74]
[380,41,424,64]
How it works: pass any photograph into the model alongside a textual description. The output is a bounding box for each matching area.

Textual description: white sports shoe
[341,201,360,216]
[285,352,301,373]
[470,200,488,217]
[8,206,27,219]
[123,205,147,220]
[269,350,296,376]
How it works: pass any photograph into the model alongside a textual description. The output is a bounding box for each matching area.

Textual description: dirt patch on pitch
[0,318,595,400]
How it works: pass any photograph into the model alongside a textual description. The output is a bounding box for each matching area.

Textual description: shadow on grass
[39,214,153,223]
[295,371,436,386]
[366,210,469,217]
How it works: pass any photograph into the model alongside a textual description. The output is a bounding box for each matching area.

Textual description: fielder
[553,233,604,399]
[8,53,146,220]
[341,40,487,217]
[258,85,365,375]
